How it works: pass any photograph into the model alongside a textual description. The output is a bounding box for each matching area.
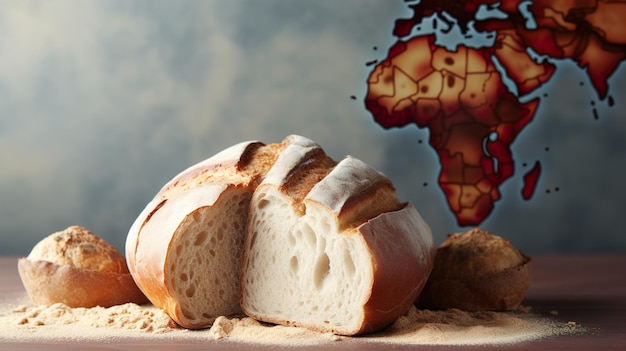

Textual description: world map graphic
[364,0,625,226]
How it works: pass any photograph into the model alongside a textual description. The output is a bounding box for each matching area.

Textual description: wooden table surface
[1,255,625,350]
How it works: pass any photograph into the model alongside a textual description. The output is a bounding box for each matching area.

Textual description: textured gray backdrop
[1,0,625,255]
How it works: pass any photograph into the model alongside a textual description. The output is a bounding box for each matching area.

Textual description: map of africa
[364,0,625,226]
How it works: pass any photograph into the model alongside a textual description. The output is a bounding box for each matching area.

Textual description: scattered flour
[0,295,584,346]
[12,303,175,333]
[363,305,582,345]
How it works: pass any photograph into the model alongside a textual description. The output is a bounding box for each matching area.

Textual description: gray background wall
[1,0,625,256]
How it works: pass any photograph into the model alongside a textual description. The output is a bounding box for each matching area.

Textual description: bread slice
[18,225,147,308]
[240,138,435,335]
[125,140,285,329]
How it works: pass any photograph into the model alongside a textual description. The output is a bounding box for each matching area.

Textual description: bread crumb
[208,316,236,340]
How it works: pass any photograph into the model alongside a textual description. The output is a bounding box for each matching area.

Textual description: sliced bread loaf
[240,137,435,335]
[125,140,285,329]
[126,134,435,334]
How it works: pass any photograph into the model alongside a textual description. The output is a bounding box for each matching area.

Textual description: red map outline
[365,0,626,226]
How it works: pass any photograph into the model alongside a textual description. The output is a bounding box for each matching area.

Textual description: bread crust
[17,258,147,308]
[305,156,404,230]
[157,141,267,195]
[356,203,435,334]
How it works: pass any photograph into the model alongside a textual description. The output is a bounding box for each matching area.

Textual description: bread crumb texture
[0,298,585,346]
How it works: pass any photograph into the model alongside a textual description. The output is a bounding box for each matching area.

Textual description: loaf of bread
[126,139,284,329]
[126,135,435,334]
[417,228,531,311]
[18,225,147,308]
[240,136,435,335]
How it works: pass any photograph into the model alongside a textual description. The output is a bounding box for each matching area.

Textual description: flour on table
[13,302,175,333]
[0,295,584,346]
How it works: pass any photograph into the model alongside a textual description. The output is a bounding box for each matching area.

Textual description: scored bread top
[126,140,286,266]
[261,135,403,230]
[157,141,284,197]
[262,135,336,216]
[306,157,403,231]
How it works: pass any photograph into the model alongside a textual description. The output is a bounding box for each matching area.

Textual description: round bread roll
[417,228,531,311]
[18,225,148,308]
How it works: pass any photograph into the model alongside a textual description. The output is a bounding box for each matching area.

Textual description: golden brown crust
[18,225,148,308]
[27,225,128,274]
[126,139,291,329]
[302,156,405,232]
[17,258,148,308]
[337,182,403,232]
[157,141,268,196]
[417,228,531,311]
[357,203,435,334]
[274,141,336,216]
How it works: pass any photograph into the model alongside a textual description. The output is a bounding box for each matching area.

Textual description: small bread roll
[18,226,148,308]
[417,228,531,311]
